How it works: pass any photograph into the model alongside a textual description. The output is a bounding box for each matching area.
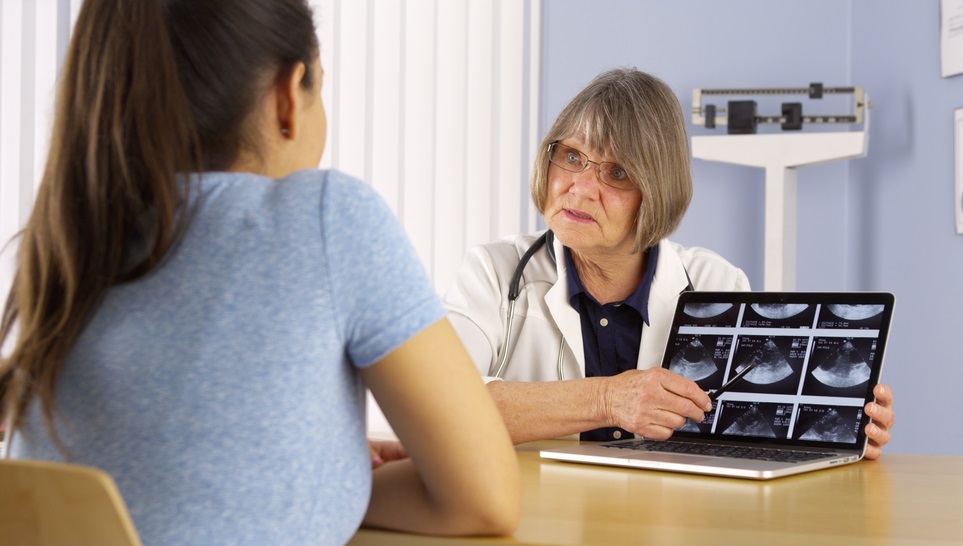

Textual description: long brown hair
[0,0,318,447]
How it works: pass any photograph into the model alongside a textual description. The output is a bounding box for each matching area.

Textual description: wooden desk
[350,440,963,545]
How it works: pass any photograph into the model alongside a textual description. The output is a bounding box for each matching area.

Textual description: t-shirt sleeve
[320,171,445,367]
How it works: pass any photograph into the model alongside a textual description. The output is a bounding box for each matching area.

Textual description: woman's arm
[360,319,520,536]
[487,368,713,445]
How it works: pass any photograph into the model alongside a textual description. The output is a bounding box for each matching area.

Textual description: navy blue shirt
[565,245,660,442]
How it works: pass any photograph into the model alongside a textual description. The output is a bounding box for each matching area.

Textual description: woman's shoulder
[464,232,547,269]
[472,232,543,256]
[661,240,735,266]
[659,239,750,290]
[258,169,392,224]
[278,168,376,200]
[204,168,374,198]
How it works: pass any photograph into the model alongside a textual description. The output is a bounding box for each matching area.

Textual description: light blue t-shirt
[11,169,444,545]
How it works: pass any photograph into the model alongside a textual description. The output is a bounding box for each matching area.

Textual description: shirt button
[613,430,622,439]
[600,318,609,327]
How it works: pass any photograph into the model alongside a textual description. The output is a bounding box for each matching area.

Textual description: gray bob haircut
[530,68,692,252]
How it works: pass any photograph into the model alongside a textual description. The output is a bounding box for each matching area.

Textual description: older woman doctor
[444,68,895,458]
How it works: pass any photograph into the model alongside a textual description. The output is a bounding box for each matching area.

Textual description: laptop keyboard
[603,439,835,464]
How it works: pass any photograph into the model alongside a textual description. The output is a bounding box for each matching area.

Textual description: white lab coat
[444,231,750,383]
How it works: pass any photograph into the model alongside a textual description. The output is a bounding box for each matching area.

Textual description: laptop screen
[662,291,895,452]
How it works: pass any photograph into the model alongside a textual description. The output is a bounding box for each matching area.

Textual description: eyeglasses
[547,141,636,191]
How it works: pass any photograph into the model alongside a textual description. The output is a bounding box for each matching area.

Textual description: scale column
[764,165,798,291]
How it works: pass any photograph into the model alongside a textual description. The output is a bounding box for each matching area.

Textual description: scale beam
[692,83,869,134]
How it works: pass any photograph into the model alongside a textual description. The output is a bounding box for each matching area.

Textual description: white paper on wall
[954,108,963,234]
[942,0,963,77]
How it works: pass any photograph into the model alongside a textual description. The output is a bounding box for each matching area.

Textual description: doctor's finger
[632,420,679,441]
[370,440,409,463]
[867,402,895,431]
[656,391,712,423]
[863,432,886,461]
[635,407,702,440]
[865,421,891,449]
[874,383,894,407]
[623,395,705,430]
[863,442,882,461]
[659,371,713,413]
[869,385,895,430]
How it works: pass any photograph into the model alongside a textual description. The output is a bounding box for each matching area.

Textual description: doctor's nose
[567,167,605,197]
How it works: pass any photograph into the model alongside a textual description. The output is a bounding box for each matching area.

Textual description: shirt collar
[564,244,660,325]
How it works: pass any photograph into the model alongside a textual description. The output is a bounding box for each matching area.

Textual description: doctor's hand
[863,383,895,460]
[369,440,408,469]
[600,368,713,440]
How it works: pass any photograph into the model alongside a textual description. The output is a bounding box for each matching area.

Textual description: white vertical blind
[0,2,26,268]
[433,0,469,286]
[312,0,542,294]
[465,0,496,251]
[494,1,525,239]
[0,2,74,451]
[399,0,437,274]
[368,1,404,217]
[0,0,73,325]
[329,0,369,180]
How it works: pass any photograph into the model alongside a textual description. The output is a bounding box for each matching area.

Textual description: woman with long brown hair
[0,1,518,543]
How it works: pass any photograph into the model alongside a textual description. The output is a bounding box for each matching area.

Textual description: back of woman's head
[165,0,319,169]
[0,0,318,446]
[531,68,692,251]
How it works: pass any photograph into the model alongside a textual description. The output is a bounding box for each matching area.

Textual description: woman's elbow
[448,491,520,537]
[442,467,521,536]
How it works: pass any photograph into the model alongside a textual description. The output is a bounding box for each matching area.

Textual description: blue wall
[541,0,963,455]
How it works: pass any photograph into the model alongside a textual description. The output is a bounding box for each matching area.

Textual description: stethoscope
[492,230,564,380]
[492,230,695,381]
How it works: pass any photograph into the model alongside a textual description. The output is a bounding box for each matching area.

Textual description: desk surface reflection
[350,440,963,545]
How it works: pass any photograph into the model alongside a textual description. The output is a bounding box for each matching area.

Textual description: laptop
[540,291,896,480]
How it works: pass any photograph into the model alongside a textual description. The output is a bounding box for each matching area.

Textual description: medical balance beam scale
[690,83,870,291]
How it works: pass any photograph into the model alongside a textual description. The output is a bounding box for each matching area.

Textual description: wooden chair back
[0,459,142,546]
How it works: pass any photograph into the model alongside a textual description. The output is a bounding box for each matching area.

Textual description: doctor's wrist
[593,376,617,429]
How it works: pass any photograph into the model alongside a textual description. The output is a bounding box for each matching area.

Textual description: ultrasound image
[828,304,883,321]
[666,334,731,388]
[678,402,717,434]
[817,304,886,330]
[812,339,871,387]
[668,338,717,381]
[684,303,733,318]
[727,336,807,395]
[740,339,793,384]
[753,303,809,319]
[723,406,777,437]
[792,405,863,444]
[742,303,816,328]
[717,401,793,439]
[802,337,875,397]
[679,302,740,327]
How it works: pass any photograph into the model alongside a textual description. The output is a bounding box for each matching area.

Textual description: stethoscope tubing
[493,231,565,380]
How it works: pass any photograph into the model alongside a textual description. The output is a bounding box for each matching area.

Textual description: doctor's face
[542,137,642,259]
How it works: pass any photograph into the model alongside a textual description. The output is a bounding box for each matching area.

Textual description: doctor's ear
[274,61,308,139]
